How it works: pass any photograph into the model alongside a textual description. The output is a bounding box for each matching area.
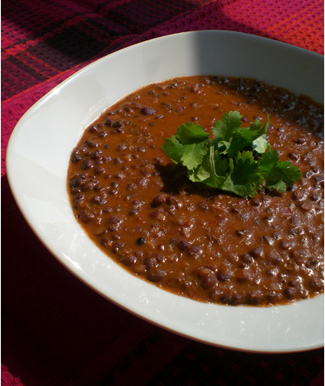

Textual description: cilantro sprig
[162,111,301,198]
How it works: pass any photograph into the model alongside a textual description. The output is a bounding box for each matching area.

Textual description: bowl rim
[6,30,324,353]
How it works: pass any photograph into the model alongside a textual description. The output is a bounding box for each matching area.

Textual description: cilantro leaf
[180,142,208,170]
[188,146,227,188]
[161,136,184,163]
[212,110,242,141]
[263,160,302,191]
[252,134,270,154]
[259,150,280,173]
[213,114,270,158]
[258,150,302,190]
[162,122,209,170]
[176,122,210,144]
[162,112,301,198]
[221,151,263,198]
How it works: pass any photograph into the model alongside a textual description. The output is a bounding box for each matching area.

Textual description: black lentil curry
[68,76,324,306]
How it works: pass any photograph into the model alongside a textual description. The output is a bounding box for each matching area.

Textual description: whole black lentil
[136,237,146,245]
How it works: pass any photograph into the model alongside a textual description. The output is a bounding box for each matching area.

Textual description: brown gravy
[67,76,324,306]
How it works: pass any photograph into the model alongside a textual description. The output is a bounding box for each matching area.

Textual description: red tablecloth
[2,0,324,385]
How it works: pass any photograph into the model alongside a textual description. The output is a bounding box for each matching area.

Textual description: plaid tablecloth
[2,0,324,385]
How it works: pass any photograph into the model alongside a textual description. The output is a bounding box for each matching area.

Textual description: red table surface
[2,0,324,385]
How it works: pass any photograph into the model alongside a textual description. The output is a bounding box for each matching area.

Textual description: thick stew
[67,76,324,306]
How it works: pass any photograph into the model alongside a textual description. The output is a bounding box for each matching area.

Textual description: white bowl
[6,31,324,353]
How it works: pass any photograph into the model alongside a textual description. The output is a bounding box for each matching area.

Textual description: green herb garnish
[162,111,301,198]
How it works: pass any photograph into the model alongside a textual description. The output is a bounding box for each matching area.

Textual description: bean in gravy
[67,76,324,306]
